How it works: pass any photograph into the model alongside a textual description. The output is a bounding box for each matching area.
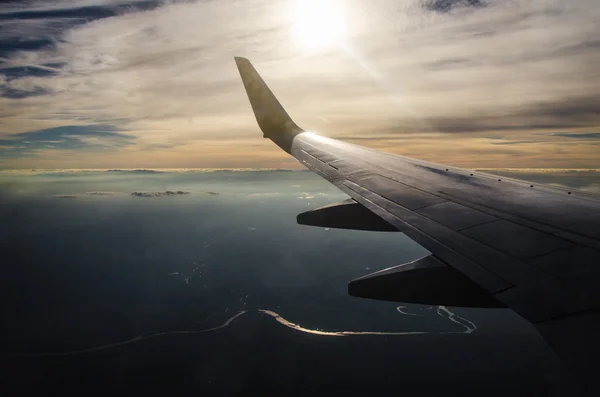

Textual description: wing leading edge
[234,57,600,395]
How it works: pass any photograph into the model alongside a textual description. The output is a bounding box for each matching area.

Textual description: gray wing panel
[234,57,600,393]
[291,133,600,324]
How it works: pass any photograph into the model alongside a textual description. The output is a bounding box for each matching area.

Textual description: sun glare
[291,0,346,51]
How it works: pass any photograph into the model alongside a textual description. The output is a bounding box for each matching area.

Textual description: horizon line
[1,167,600,175]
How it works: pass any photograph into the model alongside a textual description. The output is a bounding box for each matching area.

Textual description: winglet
[234,57,304,142]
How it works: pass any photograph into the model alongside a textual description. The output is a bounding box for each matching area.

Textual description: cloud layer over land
[131,190,189,197]
[1,0,599,168]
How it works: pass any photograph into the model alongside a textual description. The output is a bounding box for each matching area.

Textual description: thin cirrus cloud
[550,132,600,139]
[0,0,599,169]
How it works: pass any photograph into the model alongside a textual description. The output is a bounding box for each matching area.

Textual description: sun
[290,0,346,51]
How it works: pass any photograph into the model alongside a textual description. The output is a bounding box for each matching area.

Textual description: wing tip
[233,55,304,148]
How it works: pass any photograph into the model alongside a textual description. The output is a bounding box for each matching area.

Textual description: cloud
[131,190,190,197]
[0,168,308,176]
[550,132,600,139]
[0,124,134,157]
[0,1,161,18]
[0,0,599,168]
[387,95,600,134]
[248,192,280,196]
[0,2,165,90]
[297,192,314,199]
[476,168,600,193]
[421,0,486,13]
[105,169,163,173]
[84,191,123,195]
[42,191,124,198]
[0,84,50,99]
[490,140,540,145]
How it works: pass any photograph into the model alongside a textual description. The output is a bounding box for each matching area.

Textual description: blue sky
[0,0,599,169]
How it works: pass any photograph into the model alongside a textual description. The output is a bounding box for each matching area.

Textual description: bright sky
[0,0,599,169]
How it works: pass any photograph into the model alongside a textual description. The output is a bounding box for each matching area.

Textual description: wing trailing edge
[297,198,398,231]
[348,255,505,308]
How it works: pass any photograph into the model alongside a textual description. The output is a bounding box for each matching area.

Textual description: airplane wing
[234,56,600,394]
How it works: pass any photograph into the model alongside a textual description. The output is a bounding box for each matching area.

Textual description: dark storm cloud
[0,124,134,156]
[422,0,486,13]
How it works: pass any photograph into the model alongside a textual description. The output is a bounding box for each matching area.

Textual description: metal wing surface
[234,57,600,394]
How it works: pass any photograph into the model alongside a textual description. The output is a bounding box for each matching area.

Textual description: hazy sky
[0,0,599,169]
